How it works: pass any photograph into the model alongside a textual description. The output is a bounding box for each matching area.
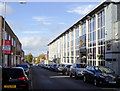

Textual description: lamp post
[2,1,26,67]
[2,2,6,67]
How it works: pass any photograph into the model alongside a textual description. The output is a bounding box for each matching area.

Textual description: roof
[3,67,24,70]
[0,16,22,47]
[48,0,119,46]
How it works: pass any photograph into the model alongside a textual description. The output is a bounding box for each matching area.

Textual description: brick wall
[0,16,22,67]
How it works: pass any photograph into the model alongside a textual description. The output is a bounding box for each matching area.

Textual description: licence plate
[109,81,116,84]
[4,85,16,88]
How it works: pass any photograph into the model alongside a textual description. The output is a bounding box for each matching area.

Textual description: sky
[0,0,104,57]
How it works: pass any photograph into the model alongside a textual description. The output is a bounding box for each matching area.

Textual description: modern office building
[0,16,23,67]
[48,0,120,74]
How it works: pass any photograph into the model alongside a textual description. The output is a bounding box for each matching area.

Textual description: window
[9,35,11,40]
[5,31,7,40]
[67,59,69,63]
[82,23,86,35]
[71,59,73,63]
[67,33,69,52]
[98,11,105,40]
[14,41,16,47]
[64,35,66,57]
[76,26,79,39]
[12,38,14,46]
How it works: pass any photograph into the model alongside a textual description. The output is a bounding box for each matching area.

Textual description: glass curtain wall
[98,10,105,66]
[80,22,86,63]
[64,34,66,63]
[67,32,70,63]
[76,26,79,61]
[71,30,74,63]
[88,10,105,66]
[61,37,63,63]
[88,16,96,66]
[82,23,86,36]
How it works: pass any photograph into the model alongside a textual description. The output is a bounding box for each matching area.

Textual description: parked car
[44,64,48,69]
[2,67,29,90]
[49,64,53,70]
[17,63,30,75]
[47,64,51,69]
[83,66,120,86]
[29,63,33,67]
[39,64,44,68]
[55,64,65,72]
[62,65,72,75]
[51,64,57,71]
[69,63,87,78]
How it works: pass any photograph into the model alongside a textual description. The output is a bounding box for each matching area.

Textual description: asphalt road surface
[28,66,120,91]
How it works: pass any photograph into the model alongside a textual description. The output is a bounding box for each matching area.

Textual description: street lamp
[19,1,27,4]
[2,1,26,67]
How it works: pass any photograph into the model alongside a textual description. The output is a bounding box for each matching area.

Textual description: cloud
[0,3,13,16]
[67,5,95,15]
[22,31,41,34]
[0,0,103,2]
[20,36,50,57]
[32,16,52,26]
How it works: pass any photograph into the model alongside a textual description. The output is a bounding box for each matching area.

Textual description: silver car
[69,63,87,78]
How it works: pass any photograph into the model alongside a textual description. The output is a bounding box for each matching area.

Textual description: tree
[37,56,40,63]
[33,58,36,63]
[37,54,46,63]
[24,53,33,63]
[27,53,33,63]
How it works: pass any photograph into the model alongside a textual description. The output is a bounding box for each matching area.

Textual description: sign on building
[2,40,11,54]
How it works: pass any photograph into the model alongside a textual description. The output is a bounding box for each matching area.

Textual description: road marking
[49,76,70,78]
[57,73,62,75]
[102,88,118,90]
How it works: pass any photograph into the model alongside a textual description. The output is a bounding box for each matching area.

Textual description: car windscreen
[60,64,65,67]
[76,64,86,68]
[17,65,28,68]
[66,65,71,68]
[96,66,114,73]
[53,64,57,66]
[2,68,25,79]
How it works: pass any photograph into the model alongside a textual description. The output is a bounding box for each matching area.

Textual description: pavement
[28,66,120,91]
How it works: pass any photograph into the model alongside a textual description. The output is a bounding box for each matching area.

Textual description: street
[28,66,120,91]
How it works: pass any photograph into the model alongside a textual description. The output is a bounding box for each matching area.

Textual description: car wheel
[83,76,87,82]
[65,71,68,76]
[62,71,65,75]
[94,78,99,86]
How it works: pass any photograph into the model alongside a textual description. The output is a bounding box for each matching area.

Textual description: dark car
[17,63,30,75]
[83,66,120,86]
[47,64,51,69]
[29,63,34,67]
[62,65,72,75]
[51,64,57,71]
[2,67,29,90]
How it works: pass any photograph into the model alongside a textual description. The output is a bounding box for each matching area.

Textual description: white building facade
[48,0,120,75]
